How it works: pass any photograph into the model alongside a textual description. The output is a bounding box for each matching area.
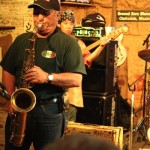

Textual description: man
[59,11,109,121]
[1,1,86,150]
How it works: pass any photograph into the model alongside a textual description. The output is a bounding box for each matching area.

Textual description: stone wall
[0,1,33,149]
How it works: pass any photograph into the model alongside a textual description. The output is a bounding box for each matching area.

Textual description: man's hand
[100,36,110,46]
[25,66,49,84]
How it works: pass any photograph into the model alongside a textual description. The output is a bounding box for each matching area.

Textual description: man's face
[33,6,60,36]
[60,20,75,35]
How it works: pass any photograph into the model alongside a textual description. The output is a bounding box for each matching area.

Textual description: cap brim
[28,4,50,10]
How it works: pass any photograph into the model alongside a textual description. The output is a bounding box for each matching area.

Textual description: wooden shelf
[61,2,95,7]
[0,26,15,30]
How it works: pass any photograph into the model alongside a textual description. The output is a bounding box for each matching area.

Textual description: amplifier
[64,122,123,150]
[82,41,118,95]
[76,94,116,126]
[73,26,105,38]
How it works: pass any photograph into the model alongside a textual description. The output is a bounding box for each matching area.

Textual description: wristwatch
[48,73,54,83]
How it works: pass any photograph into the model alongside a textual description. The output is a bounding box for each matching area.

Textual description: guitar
[109,0,127,66]
[81,25,128,56]
[116,32,127,66]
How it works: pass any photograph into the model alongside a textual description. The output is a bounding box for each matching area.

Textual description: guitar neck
[81,26,127,54]
[82,39,101,54]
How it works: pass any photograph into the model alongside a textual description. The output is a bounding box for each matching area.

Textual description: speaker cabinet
[76,94,116,126]
[82,40,118,96]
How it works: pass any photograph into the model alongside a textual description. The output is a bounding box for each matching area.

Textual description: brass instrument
[9,24,42,147]
[9,88,36,147]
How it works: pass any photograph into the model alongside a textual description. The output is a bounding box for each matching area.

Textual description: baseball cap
[28,0,60,11]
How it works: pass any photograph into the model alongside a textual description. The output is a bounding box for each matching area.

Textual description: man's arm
[2,70,15,95]
[50,72,82,88]
[25,66,82,88]
[2,69,15,112]
[83,36,109,64]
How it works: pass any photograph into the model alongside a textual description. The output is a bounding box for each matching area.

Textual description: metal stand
[123,70,149,150]
[127,71,149,149]
[128,84,135,150]
[0,82,10,100]
[123,34,150,150]
[132,34,150,143]
[142,34,150,118]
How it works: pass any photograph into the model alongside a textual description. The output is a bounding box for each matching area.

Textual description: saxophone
[9,24,42,147]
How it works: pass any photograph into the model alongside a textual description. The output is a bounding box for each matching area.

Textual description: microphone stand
[142,34,150,119]
[126,34,150,149]
[0,82,10,100]
[143,34,150,46]
[128,72,147,150]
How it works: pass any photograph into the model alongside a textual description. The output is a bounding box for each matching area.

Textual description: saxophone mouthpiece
[37,23,42,30]
[34,23,42,33]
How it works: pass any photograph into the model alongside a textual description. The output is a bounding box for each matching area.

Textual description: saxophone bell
[11,88,36,113]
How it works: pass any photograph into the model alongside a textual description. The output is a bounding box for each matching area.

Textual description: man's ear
[57,11,61,20]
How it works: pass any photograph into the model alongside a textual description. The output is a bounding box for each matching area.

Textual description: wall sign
[116,10,150,22]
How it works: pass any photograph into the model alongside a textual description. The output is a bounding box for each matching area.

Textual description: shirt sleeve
[82,52,92,68]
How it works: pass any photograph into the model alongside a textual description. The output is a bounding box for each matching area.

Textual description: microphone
[143,34,150,46]
[0,82,11,100]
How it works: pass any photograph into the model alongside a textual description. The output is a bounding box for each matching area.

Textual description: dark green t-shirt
[1,27,86,100]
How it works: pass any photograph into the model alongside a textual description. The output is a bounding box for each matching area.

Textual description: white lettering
[117,11,130,16]
[140,12,150,16]
[131,12,139,16]
[139,17,150,20]
[119,16,138,21]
